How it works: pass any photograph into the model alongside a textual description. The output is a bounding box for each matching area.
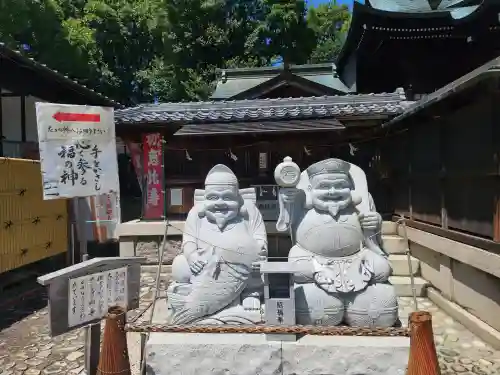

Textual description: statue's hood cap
[205,164,238,187]
[306,158,350,178]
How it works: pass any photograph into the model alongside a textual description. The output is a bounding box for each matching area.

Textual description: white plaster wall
[2,96,22,141]
[402,227,500,332]
[1,94,45,142]
[25,95,43,141]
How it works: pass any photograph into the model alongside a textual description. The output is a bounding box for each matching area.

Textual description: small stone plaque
[38,257,145,337]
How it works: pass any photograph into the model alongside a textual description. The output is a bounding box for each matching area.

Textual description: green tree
[257,0,316,65]
[307,1,351,63]
[0,0,353,104]
[0,0,101,84]
[161,0,269,100]
[76,0,169,103]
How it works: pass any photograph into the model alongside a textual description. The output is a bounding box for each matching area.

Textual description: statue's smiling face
[310,173,353,217]
[204,185,241,229]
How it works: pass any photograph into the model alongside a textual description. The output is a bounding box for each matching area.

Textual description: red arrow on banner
[52,112,101,123]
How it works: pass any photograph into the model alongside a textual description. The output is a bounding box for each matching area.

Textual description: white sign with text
[68,267,128,328]
[36,103,119,199]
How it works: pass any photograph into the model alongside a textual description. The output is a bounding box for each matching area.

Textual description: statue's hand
[358,212,382,231]
[188,255,207,276]
[252,247,268,271]
[281,187,300,204]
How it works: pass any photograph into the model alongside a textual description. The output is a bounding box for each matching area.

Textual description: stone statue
[274,157,398,327]
[166,164,267,324]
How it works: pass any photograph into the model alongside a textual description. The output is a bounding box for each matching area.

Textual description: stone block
[145,333,410,375]
[145,333,281,375]
[282,335,409,375]
[389,255,420,276]
[382,235,408,254]
[382,221,398,235]
[390,276,429,297]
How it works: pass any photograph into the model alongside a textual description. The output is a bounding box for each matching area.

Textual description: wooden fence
[0,158,68,274]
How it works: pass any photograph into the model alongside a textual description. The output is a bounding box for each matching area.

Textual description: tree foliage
[0,0,350,104]
[307,2,351,64]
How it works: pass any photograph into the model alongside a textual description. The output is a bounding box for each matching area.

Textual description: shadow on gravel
[0,279,48,331]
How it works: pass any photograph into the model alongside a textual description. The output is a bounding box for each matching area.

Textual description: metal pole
[140,218,169,375]
[399,217,419,311]
[75,197,100,375]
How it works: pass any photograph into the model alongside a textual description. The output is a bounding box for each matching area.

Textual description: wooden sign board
[253,185,279,221]
[37,257,145,337]
[35,103,119,200]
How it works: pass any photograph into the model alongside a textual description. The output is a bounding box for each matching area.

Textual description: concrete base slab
[145,333,409,375]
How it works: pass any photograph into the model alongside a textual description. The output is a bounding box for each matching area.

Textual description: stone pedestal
[145,333,410,375]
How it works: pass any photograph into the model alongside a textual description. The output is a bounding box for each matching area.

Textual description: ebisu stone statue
[274,157,398,327]
[166,164,267,324]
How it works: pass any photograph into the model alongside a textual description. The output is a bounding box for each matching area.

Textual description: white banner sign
[36,103,119,200]
[84,192,121,242]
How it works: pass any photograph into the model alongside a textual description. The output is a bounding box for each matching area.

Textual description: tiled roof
[366,0,480,13]
[0,43,121,108]
[115,89,409,125]
[383,56,500,128]
[211,63,350,100]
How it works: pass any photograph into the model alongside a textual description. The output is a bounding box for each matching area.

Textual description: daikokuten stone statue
[166,164,267,324]
[275,157,398,327]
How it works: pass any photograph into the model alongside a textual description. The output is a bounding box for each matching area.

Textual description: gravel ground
[135,239,181,265]
[1,269,499,375]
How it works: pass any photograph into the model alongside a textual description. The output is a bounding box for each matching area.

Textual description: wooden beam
[492,87,500,242]
[0,92,21,97]
[393,216,500,256]
[0,94,3,156]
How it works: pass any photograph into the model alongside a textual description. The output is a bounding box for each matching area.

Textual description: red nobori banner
[125,141,144,192]
[142,133,164,220]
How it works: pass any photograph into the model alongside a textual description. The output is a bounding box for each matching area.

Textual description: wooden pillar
[408,126,413,220]
[492,88,500,242]
[0,93,3,156]
[439,118,448,229]
[20,95,26,143]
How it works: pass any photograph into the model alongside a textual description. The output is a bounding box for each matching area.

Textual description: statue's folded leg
[344,283,398,328]
[362,249,392,283]
[241,273,264,311]
[241,291,261,311]
[294,283,344,326]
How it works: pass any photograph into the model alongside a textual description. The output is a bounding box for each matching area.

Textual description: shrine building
[116,0,500,348]
[0,43,120,159]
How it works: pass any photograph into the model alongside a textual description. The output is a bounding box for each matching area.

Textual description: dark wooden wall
[161,127,382,218]
[163,129,378,187]
[378,90,500,244]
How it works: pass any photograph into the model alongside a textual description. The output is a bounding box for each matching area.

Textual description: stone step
[381,221,398,235]
[389,276,428,297]
[141,265,172,275]
[381,234,408,254]
[388,255,420,276]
